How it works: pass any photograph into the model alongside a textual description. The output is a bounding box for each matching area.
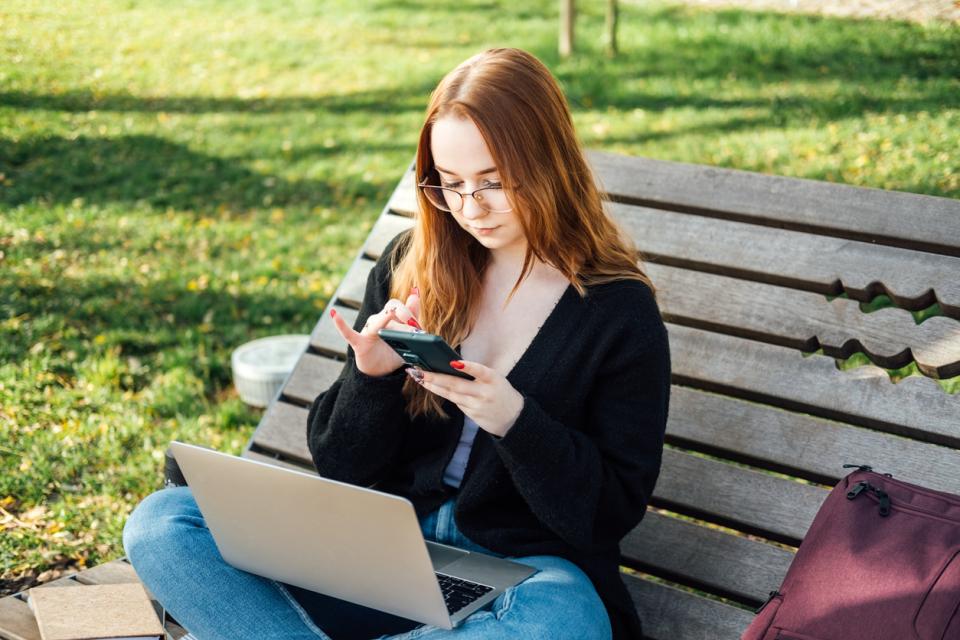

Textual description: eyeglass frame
[416,175,519,214]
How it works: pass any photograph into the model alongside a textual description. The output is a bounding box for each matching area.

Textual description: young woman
[123,48,670,640]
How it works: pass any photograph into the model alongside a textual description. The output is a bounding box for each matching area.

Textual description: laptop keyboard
[435,573,494,614]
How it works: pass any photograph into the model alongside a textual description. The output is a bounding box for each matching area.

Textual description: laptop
[168,441,536,631]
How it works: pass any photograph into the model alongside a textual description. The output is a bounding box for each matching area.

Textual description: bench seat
[2,152,958,640]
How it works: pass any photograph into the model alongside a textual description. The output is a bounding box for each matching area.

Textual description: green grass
[1,0,958,593]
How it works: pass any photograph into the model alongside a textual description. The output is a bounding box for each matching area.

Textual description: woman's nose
[460,194,487,219]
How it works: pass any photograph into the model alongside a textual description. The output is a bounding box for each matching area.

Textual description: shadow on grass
[3,267,325,393]
[0,83,437,115]
[2,3,957,210]
[0,134,406,214]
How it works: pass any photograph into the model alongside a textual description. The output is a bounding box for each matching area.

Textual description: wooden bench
[2,151,958,640]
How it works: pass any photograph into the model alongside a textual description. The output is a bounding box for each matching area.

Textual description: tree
[559,0,575,58]
[559,1,619,59]
[605,0,619,57]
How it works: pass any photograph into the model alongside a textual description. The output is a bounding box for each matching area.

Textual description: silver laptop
[168,441,536,630]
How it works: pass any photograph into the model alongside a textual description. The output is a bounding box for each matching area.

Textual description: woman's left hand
[409,360,524,438]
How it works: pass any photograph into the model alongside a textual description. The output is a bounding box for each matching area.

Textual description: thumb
[405,289,421,321]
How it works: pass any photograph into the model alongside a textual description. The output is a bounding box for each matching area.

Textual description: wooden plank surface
[612,202,960,319]
[588,150,960,258]
[625,574,753,640]
[248,402,311,464]
[654,448,828,543]
[309,304,357,357]
[242,448,318,473]
[280,353,344,407]
[649,263,960,379]
[385,165,417,217]
[670,323,960,448]
[666,386,960,493]
[0,596,40,640]
[71,559,139,587]
[622,511,794,604]
[363,213,414,260]
[334,258,375,309]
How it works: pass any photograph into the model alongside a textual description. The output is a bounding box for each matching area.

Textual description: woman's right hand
[329,291,421,378]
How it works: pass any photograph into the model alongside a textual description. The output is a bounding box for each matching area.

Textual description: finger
[405,290,421,323]
[448,359,492,382]
[420,370,480,397]
[417,376,474,407]
[362,308,399,335]
[385,298,421,330]
[384,318,416,333]
[330,309,362,348]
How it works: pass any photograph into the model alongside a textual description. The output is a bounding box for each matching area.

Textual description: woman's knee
[492,555,611,639]
[122,486,199,562]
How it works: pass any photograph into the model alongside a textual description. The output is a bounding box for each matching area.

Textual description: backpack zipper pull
[755,590,781,614]
[847,481,868,499]
[842,463,874,472]
[873,488,891,517]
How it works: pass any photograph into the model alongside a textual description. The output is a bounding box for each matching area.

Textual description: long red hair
[390,47,655,419]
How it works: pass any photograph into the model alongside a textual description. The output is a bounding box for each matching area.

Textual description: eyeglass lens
[421,185,511,213]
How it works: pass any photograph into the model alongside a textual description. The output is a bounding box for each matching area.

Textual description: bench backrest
[244,152,960,639]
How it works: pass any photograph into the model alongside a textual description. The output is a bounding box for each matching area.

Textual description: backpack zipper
[846,480,891,517]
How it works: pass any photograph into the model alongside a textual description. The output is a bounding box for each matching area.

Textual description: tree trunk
[559,0,575,58]
[605,0,619,57]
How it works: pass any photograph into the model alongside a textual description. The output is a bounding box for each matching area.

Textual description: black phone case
[377,329,474,380]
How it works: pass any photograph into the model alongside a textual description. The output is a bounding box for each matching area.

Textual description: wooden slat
[625,574,753,640]
[613,202,960,319]
[309,304,357,357]
[622,511,794,604]
[654,449,828,543]
[30,576,81,589]
[71,559,139,586]
[363,213,414,260]
[669,323,960,448]
[280,353,344,406]
[243,447,318,474]
[650,263,960,379]
[589,150,960,258]
[248,401,312,464]
[0,596,40,640]
[385,166,417,216]
[667,385,960,493]
[334,258,375,309]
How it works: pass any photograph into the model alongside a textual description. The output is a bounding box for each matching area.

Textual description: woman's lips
[471,225,499,235]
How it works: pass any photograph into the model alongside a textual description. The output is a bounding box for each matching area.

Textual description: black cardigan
[307,232,671,639]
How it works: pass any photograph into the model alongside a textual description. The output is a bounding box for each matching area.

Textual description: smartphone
[377,328,474,380]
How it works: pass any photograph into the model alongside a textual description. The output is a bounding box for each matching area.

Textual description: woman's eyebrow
[435,165,498,176]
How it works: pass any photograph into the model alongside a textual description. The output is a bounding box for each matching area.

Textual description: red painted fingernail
[411,286,420,296]
[329,309,337,318]
[450,360,465,370]
[407,318,422,329]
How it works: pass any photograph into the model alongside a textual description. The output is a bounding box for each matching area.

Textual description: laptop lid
[167,441,453,629]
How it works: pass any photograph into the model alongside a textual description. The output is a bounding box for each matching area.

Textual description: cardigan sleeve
[492,288,671,552]
[305,232,412,486]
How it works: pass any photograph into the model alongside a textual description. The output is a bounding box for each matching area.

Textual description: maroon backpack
[742,464,960,640]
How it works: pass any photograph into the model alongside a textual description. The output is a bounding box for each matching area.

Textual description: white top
[442,416,481,488]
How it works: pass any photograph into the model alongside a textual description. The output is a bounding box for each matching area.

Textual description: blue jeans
[123,486,612,639]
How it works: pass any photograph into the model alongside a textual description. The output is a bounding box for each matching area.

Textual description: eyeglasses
[417,178,515,214]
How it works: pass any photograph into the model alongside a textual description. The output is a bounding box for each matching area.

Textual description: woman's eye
[484,182,503,189]
[441,182,461,189]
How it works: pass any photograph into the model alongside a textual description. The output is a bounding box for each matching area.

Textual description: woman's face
[430,115,526,256]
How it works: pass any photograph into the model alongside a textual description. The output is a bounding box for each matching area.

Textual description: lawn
[1,0,958,594]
